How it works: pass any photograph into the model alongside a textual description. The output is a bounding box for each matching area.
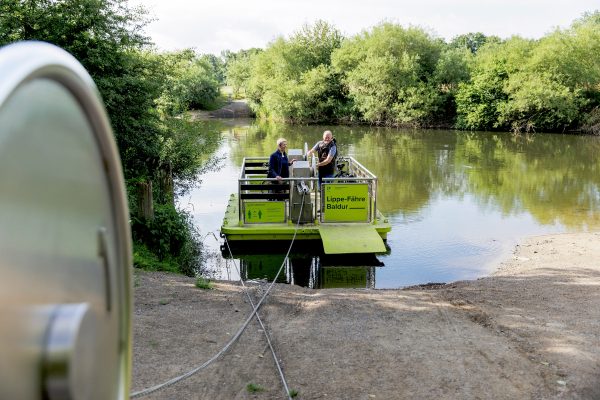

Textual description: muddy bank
[132,232,600,399]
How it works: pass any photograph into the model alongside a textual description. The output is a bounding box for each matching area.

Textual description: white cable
[131,195,305,399]
[223,237,293,400]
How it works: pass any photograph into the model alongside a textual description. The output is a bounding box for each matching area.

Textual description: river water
[182,120,600,289]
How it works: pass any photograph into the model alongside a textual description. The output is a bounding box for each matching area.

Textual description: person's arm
[306,142,319,157]
[317,155,333,167]
[268,153,280,179]
[317,144,336,167]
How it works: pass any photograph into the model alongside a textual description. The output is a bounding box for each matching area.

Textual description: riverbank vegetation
[0,0,223,275]
[1,1,598,275]
[228,14,600,134]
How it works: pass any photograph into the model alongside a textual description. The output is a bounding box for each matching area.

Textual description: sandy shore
[131,231,600,399]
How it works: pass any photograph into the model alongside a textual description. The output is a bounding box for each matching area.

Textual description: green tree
[155,50,220,116]
[455,13,600,133]
[332,23,444,126]
[0,0,162,178]
[449,32,500,54]
[524,12,600,132]
[199,53,226,84]
[158,117,222,196]
[0,0,222,275]
[245,20,345,122]
[344,53,419,122]
[455,37,532,130]
[433,47,472,90]
[288,19,343,69]
[225,48,262,97]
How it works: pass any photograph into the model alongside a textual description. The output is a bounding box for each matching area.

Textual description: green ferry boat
[220,150,391,254]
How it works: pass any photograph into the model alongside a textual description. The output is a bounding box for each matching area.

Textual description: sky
[130,0,598,55]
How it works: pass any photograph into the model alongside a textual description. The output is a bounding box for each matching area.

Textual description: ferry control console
[290,158,313,223]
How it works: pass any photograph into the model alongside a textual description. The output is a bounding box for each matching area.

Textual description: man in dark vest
[307,130,337,187]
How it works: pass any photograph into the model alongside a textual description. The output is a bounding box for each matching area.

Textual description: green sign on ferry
[322,183,369,222]
[244,201,286,223]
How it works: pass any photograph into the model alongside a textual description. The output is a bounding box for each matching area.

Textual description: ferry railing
[238,156,378,225]
[238,157,317,224]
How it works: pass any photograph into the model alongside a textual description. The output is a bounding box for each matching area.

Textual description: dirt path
[131,232,600,399]
[190,99,253,120]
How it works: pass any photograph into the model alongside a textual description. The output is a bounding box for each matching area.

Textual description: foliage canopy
[0,0,223,275]
[227,13,600,132]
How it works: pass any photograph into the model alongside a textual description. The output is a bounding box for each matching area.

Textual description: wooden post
[136,180,154,220]
[158,161,174,205]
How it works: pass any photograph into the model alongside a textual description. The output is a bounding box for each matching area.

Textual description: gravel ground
[131,232,600,399]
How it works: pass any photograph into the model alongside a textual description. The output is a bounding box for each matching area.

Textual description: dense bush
[131,204,203,277]
[455,13,600,132]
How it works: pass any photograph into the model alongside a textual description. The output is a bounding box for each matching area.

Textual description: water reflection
[230,251,383,289]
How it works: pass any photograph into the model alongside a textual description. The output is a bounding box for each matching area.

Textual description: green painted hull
[221,193,391,243]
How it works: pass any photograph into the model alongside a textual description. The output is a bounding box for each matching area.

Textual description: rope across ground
[131,232,600,399]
